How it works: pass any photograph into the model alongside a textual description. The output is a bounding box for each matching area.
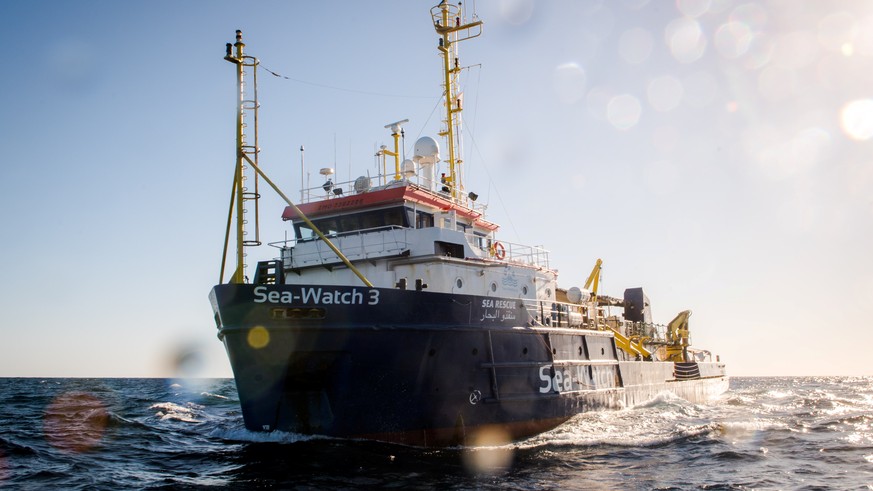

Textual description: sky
[1,0,871,378]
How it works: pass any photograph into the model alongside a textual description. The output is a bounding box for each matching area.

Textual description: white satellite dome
[413,136,440,165]
[401,159,416,178]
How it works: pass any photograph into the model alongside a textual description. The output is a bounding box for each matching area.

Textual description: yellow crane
[583,259,653,360]
[583,258,602,304]
[663,310,692,362]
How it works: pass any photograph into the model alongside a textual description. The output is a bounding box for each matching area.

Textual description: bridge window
[294,206,412,240]
[416,211,434,229]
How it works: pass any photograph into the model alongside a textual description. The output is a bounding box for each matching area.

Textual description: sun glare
[841,99,873,141]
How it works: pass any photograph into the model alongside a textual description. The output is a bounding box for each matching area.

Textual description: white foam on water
[208,426,325,444]
[149,402,203,423]
[200,392,230,401]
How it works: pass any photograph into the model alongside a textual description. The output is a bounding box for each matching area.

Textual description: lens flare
[676,0,712,18]
[43,392,109,453]
[841,99,873,141]
[730,3,768,33]
[247,326,270,349]
[607,94,642,130]
[666,17,707,64]
[498,0,534,26]
[714,21,754,59]
[553,62,587,104]
[0,449,8,483]
[817,12,857,53]
[743,33,775,69]
[586,86,616,121]
[462,427,514,475]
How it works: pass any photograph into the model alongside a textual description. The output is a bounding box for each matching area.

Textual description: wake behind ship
[209,2,728,447]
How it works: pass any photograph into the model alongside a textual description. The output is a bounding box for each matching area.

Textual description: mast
[431,1,482,204]
[218,31,373,288]
[222,30,261,284]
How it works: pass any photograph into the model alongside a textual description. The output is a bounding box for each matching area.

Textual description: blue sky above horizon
[1,0,872,377]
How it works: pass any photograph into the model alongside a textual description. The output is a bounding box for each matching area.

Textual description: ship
[209,2,728,448]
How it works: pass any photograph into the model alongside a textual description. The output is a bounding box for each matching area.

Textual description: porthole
[472,348,479,356]
[490,282,497,292]
[523,347,528,355]
[601,347,605,355]
[456,278,463,289]
[522,286,529,295]
[578,347,583,356]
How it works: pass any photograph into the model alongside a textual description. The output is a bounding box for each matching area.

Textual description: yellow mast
[431,1,482,202]
[220,31,373,288]
[382,119,408,181]
[223,30,261,284]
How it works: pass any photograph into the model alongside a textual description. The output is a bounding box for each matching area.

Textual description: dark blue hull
[210,283,728,447]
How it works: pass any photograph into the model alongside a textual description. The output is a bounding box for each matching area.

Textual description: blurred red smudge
[43,392,109,453]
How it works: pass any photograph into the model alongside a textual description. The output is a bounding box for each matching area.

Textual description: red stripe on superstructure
[281,187,407,220]
[402,187,499,231]
[282,184,499,231]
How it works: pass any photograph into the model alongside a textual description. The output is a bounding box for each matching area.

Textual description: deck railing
[270,226,409,268]
[521,298,670,341]
[466,233,550,269]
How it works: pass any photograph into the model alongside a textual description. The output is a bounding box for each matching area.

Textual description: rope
[259,63,434,100]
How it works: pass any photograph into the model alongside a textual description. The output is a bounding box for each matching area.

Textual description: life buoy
[491,241,506,260]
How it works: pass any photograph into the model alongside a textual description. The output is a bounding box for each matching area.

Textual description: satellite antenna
[320,167,335,194]
[384,119,409,134]
[382,119,409,181]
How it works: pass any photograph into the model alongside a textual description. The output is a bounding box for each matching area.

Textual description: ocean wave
[517,407,719,450]
[200,392,230,401]
[2,377,871,489]
[149,402,204,423]
[630,390,688,408]
[0,437,38,457]
[711,448,768,462]
[208,426,325,444]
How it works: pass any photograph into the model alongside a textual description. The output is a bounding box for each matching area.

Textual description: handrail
[300,176,491,215]
[520,298,671,340]
[468,233,549,268]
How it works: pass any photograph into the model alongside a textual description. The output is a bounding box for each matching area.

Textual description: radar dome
[401,159,416,178]
[413,136,440,165]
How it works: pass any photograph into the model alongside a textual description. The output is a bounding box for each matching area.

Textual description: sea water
[1,377,870,489]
